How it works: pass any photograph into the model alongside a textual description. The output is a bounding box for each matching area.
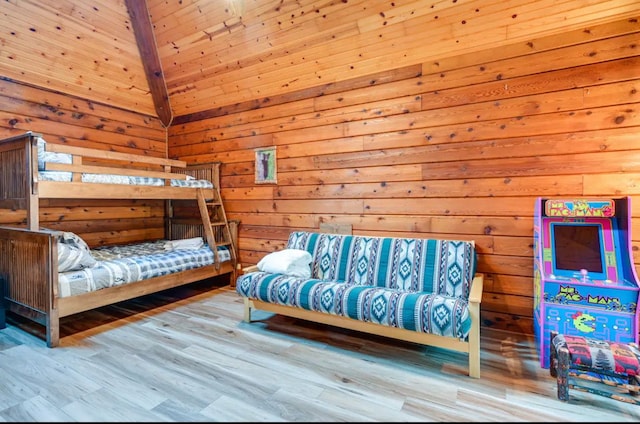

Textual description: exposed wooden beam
[125,0,172,127]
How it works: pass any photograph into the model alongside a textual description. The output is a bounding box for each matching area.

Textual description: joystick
[580,269,588,283]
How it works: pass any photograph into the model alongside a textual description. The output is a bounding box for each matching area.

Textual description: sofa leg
[468,347,480,378]
[468,335,480,378]
[467,302,481,378]
[243,297,252,322]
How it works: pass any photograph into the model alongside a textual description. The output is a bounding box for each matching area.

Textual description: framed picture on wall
[254,146,277,184]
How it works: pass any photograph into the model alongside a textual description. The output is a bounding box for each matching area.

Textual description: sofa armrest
[243,264,259,273]
[468,273,484,304]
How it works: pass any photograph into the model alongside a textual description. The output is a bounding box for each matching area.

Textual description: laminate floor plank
[0,345,102,407]
[314,387,425,422]
[1,395,74,422]
[200,394,286,422]
[402,395,489,422]
[151,398,212,422]
[95,348,224,411]
[67,353,169,411]
[61,388,164,422]
[0,283,639,422]
[269,387,392,422]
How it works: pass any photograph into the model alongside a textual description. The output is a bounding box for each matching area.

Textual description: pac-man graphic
[572,311,596,333]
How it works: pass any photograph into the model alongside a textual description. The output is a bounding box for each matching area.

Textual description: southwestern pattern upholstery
[236,231,484,378]
[550,332,640,403]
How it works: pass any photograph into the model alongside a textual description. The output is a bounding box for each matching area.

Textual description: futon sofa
[235,231,484,378]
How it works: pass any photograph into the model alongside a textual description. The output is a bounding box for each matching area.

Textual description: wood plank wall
[0,78,167,247]
[168,17,640,335]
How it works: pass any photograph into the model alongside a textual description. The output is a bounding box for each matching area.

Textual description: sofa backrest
[286,231,477,299]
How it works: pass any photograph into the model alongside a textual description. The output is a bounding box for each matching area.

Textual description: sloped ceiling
[1,0,639,127]
[0,0,156,115]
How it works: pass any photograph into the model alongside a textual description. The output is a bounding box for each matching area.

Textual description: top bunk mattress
[39,171,214,187]
[37,137,213,188]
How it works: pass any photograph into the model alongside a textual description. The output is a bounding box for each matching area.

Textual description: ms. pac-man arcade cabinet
[533,197,640,368]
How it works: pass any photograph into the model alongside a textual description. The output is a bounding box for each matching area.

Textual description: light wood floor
[0,279,639,422]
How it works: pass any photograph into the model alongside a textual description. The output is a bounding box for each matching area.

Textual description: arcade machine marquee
[533,197,640,368]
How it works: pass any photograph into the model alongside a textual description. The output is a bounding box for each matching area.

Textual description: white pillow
[257,249,312,278]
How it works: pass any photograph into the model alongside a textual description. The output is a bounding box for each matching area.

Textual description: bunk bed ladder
[196,188,237,270]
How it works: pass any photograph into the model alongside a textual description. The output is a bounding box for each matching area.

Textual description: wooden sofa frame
[0,131,237,347]
[241,263,484,379]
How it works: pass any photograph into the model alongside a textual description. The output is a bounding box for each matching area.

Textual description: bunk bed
[0,131,238,347]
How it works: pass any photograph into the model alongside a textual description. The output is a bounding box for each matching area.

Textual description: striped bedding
[59,240,230,297]
[39,170,214,187]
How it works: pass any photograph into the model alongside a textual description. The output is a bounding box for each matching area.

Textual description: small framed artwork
[254,146,277,184]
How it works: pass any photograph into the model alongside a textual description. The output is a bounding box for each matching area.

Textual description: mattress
[58,240,231,297]
[38,170,214,187]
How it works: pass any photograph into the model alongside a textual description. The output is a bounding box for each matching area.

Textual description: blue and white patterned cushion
[235,272,471,339]
[285,232,476,297]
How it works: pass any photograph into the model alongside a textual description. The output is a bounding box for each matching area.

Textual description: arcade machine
[533,197,640,368]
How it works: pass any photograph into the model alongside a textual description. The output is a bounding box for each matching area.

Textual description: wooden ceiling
[1,0,639,127]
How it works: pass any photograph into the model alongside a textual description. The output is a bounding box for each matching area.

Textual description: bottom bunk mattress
[58,238,231,297]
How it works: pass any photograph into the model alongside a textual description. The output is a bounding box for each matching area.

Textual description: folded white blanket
[163,237,205,251]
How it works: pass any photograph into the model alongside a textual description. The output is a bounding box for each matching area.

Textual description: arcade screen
[552,223,604,276]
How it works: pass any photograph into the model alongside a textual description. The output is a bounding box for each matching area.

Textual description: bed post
[27,133,40,231]
[0,132,41,230]
[228,219,240,287]
[0,276,6,330]
[46,240,60,347]
[46,312,60,347]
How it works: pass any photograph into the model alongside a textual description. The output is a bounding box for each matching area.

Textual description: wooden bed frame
[0,131,238,347]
